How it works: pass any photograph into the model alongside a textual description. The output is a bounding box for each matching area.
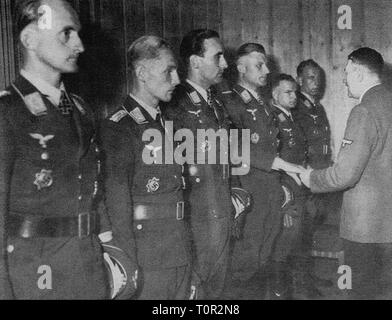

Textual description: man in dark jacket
[0,0,110,299]
[301,48,392,300]
[100,35,191,300]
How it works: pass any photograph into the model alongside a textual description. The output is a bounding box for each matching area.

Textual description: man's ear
[20,25,39,51]
[189,55,199,70]
[297,76,303,87]
[135,63,146,83]
[237,62,246,74]
[272,88,278,102]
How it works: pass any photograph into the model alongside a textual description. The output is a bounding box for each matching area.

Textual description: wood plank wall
[0,0,16,90]
[221,0,390,155]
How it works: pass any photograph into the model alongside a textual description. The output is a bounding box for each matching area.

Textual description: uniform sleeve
[99,120,138,265]
[0,103,15,299]
[310,105,376,193]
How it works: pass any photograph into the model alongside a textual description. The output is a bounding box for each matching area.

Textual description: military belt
[133,202,185,221]
[7,212,96,238]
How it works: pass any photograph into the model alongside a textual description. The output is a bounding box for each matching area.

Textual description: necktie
[58,91,74,115]
[156,107,165,128]
[207,88,221,123]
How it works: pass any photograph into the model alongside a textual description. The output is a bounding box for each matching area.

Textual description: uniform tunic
[293,92,331,170]
[271,104,309,262]
[0,76,108,299]
[165,82,233,299]
[100,95,191,299]
[222,84,283,280]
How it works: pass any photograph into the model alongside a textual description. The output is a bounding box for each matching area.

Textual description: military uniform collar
[121,94,153,124]
[128,92,159,120]
[360,83,382,103]
[238,84,260,101]
[186,79,208,103]
[20,69,65,106]
[272,101,293,120]
[299,91,316,105]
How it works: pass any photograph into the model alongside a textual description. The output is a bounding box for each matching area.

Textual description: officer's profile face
[24,0,84,75]
[143,48,180,103]
[196,37,228,86]
[273,80,297,110]
[238,51,270,88]
[344,60,361,99]
[299,66,321,98]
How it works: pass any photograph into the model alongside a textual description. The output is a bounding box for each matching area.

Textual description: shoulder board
[109,109,128,123]
[0,90,11,98]
[70,93,86,115]
[278,113,287,123]
[188,91,202,105]
[128,107,148,124]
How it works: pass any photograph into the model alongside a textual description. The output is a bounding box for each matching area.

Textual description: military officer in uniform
[100,35,191,300]
[165,29,243,299]
[294,60,331,169]
[294,60,335,290]
[221,43,305,290]
[0,0,109,299]
[268,74,314,299]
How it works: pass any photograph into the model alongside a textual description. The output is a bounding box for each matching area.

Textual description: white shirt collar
[129,92,159,120]
[300,91,316,104]
[186,79,208,102]
[20,69,65,106]
[360,83,381,103]
[272,101,293,119]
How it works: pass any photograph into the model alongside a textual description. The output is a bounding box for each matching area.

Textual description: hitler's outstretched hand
[271,157,305,174]
[299,168,313,188]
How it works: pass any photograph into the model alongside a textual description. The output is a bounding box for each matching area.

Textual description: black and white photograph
[1,0,392,305]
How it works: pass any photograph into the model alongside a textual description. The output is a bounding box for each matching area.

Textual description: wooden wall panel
[144,0,163,37]
[220,0,392,157]
[0,0,16,90]
[163,0,181,52]
[193,0,208,29]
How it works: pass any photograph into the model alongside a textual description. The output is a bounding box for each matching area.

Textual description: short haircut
[127,35,173,80]
[271,73,296,91]
[348,47,384,76]
[236,42,266,63]
[179,29,220,68]
[14,0,44,37]
[296,59,321,77]
[14,0,74,37]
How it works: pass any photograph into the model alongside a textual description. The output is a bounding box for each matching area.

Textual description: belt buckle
[176,202,184,220]
[78,212,90,238]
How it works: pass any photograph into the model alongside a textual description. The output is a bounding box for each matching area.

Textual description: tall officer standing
[100,35,191,300]
[0,0,109,299]
[294,60,336,290]
[221,44,305,289]
[294,60,332,170]
[165,29,240,299]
